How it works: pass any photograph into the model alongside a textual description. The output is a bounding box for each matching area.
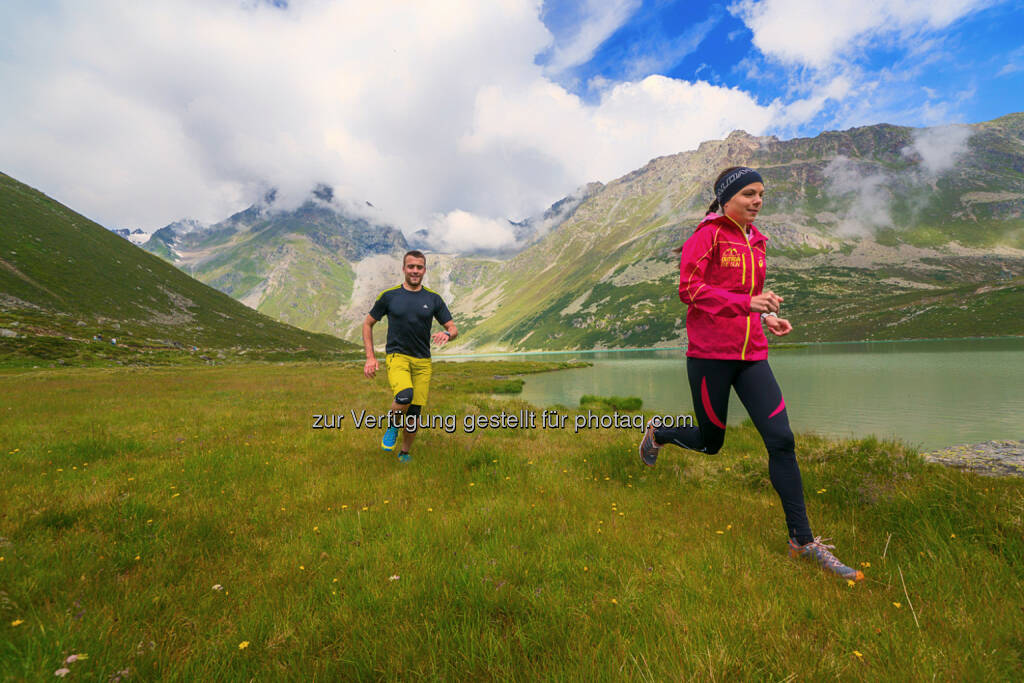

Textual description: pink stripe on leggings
[701,376,726,429]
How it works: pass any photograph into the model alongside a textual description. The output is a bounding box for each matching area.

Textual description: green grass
[580,394,643,411]
[1,362,1022,679]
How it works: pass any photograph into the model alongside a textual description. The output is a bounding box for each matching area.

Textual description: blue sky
[539,0,1024,135]
[0,0,1021,248]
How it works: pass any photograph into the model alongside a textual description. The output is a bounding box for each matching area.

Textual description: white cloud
[464,76,779,189]
[542,0,642,74]
[0,0,829,245]
[730,0,994,66]
[824,156,894,237]
[427,210,517,252]
[905,124,973,175]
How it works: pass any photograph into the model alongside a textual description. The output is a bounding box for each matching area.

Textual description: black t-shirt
[368,285,453,359]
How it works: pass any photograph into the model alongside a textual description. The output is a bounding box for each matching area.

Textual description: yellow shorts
[386,353,432,406]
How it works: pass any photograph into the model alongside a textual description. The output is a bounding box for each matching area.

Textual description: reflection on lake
[447,338,1024,451]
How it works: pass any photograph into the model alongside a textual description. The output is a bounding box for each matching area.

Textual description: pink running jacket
[678,213,769,361]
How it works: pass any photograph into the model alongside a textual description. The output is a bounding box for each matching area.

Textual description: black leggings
[654,357,813,544]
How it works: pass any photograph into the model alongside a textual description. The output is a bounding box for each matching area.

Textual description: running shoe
[789,537,865,582]
[397,451,411,463]
[381,425,399,451]
[638,416,661,466]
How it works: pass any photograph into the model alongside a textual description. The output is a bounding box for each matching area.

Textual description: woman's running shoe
[789,537,864,582]
[381,425,399,451]
[638,417,661,466]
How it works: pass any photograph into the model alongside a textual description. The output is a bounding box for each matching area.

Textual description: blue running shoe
[381,425,399,451]
[397,451,411,463]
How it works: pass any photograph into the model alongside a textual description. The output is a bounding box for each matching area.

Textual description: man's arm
[432,319,457,346]
[362,314,379,377]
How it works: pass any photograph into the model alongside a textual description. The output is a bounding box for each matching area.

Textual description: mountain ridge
[136,113,1024,349]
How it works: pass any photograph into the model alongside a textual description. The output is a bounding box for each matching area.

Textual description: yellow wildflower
[238,641,250,650]
[893,602,902,609]
[11,619,24,627]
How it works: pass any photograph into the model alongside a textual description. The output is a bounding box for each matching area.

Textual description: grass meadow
[1,361,1022,680]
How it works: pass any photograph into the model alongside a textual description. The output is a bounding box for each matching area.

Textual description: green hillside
[142,198,406,338]
[0,172,357,364]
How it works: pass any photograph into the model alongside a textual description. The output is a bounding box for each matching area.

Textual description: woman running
[639,166,863,582]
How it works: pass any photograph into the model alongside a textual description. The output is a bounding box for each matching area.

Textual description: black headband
[715,167,763,207]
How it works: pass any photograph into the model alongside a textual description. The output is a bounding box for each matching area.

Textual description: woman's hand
[750,290,783,313]
[765,316,792,336]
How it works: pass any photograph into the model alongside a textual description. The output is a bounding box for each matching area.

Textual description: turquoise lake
[448,338,1024,451]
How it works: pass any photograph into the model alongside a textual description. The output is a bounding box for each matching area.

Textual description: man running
[362,250,457,462]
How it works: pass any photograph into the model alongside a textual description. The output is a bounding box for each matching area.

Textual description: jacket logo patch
[720,247,742,268]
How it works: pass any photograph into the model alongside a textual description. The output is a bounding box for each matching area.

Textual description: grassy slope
[455,190,685,351]
[193,231,356,337]
[0,173,356,361]
[1,363,1021,679]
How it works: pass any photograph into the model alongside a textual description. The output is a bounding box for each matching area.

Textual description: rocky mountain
[0,172,355,363]
[142,187,408,338]
[109,227,152,245]
[440,113,1024,350]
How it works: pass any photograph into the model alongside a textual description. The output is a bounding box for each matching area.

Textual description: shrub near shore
[1,362,1022,679]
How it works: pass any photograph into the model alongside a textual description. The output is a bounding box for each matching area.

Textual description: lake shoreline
[438,334,1024,360]
[923,440,1024,478]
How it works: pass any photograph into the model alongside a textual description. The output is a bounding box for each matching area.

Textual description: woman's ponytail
[675,166,746,254]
